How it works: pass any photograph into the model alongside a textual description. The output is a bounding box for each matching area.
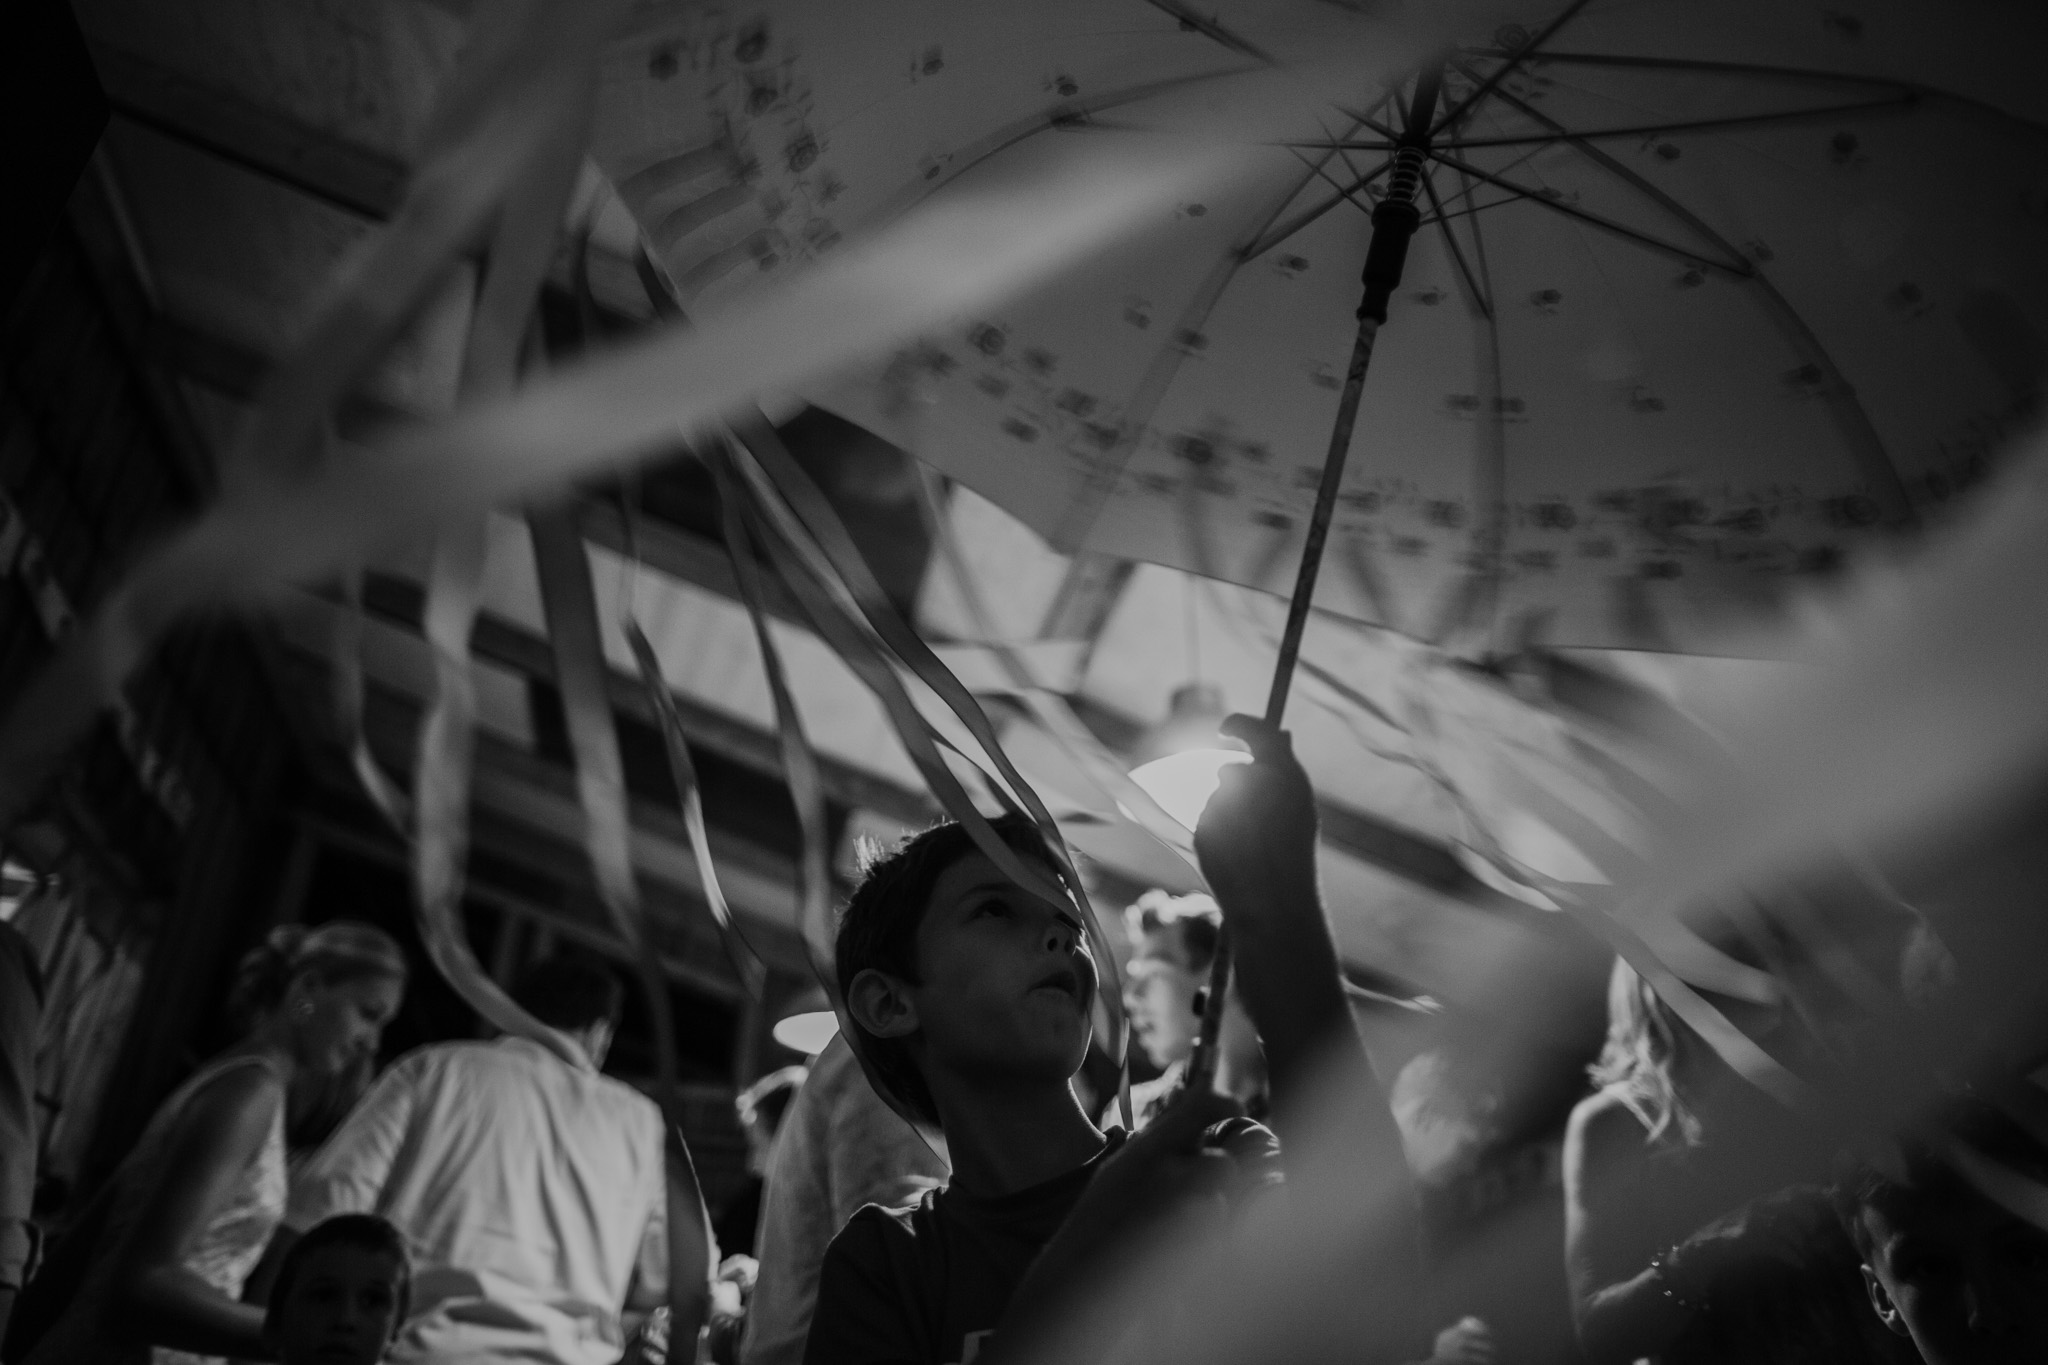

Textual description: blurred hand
[710,1276,745,1324]
[716,1253,759,1296]
[1427,1316,1496,1365]
[621,1307,671,1365]
[1193,715,1319,916]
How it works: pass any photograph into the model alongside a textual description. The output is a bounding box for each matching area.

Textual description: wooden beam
[88,42,651,320]
[300,811,752,1001]
[356,574,934,827]
[91,42,405,219]
[321,656,817,980]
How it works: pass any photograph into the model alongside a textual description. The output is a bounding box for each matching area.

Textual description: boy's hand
[1194,714,1319,915]
[1073,1088,1243,1240]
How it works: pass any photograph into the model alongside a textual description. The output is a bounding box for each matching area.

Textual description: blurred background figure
[708,1064,808,1365]
[0,917,42,1348]
[719,1065,809,1260]
[284,952,670,1365]
[1835,1097,2048,1365]
[14,920,406,1365]
[261,1212,412,1365]
[1121,891,1266,1127]
[742,1033,946,1365]
[1564,955,1917,1365]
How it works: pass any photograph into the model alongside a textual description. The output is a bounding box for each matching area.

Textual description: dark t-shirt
[802,1130,1131,1365]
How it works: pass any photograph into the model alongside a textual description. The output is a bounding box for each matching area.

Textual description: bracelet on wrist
[1647,1247,1709,1314]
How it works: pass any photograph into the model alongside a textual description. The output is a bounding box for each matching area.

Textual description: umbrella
[596,0,2048,663]
[590,0,2048,1090]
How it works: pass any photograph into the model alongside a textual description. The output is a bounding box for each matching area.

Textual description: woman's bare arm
[1563,1093,1698,1365]
[116,1061,280,1359]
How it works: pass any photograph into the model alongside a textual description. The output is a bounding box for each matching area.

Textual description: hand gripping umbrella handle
[1190,68,1443,1104]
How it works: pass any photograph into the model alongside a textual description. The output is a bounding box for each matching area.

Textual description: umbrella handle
[1183,922,1235,1097]
[1196,69,1443,1106]
[1262,69,1438,728]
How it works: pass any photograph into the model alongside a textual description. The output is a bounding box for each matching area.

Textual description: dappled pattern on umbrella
[596,0,2048,652]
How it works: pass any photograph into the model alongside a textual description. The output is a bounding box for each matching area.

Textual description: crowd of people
[2,716,2044,1365]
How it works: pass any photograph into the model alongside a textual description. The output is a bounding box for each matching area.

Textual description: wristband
[1647,1247,1709,1314]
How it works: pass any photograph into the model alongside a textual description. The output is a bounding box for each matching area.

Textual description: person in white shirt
[285,954,669,1365]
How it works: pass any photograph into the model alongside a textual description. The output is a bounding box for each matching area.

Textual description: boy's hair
[511,952,625,1033]
[1834,1097,2048,1256]
[835,813,1066,1127]
[1124,890,1221,975]
[270,1213,413,1324]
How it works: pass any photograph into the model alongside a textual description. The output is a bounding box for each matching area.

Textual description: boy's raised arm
[1193,715,1365,1138]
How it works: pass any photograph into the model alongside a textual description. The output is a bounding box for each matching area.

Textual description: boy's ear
[1861,1263,1910,1337]
[848,968,920,1040]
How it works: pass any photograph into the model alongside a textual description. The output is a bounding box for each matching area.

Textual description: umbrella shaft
[1263,311,1383,726]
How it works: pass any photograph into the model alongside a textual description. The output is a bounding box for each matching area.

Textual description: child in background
[264,1214,411,1365]
[1836,1099,2048,1365]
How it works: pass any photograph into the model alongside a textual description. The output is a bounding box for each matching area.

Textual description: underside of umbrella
[597,0,2048,656]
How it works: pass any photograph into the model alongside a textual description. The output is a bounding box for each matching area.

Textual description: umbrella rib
[863,64,1260,226]
[1431,0,1599,136]
[1514,50,2048,133]
[1299,93,1920,150]
[1504,50,1936,95]
[1420,170,1493,320]
[1286,147,1385,224]
[1418,194,1528,228]
[1427,162,1509,645]
[1051,144,1369,550]
[1474,77,1918,526]
[1425,149,1752,276]
[1239,157,1394,261]
[1139,0,1277,64]
[1333,103,1405,142]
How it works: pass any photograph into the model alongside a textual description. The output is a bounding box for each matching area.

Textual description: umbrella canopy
[599,0,2048,652]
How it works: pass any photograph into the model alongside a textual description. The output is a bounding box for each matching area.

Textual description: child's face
[1124,932,1202,1069]
[270,1245,406,1365]
[907,850,1097,1095]
[1859,1184,2048,1365]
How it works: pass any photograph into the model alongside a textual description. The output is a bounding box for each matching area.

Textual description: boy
[265,1214,411,1365]
[804,717,1393,1365]
[1837,1100,2048,1365]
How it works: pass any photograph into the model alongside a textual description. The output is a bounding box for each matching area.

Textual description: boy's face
[1124,930,1202,1069]
[906,850,1097,1094]
[1858,1182,2048,1365]
[269,1244,406,1365]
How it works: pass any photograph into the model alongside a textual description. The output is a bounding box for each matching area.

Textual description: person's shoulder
[589,1070,665,1127]
[386,1039,491,1083]
[832,1189,935,1253]
[814,1201,921,1301]
[807,1203,931,1365]
[1564,1089,1651,1171]
[178,1054,287,1141]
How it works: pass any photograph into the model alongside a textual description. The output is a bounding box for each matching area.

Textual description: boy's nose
[1044,917,1079,955]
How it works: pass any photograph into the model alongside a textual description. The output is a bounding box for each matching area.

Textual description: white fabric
[740,1034,947,1365]
[289,1036,667,1365]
